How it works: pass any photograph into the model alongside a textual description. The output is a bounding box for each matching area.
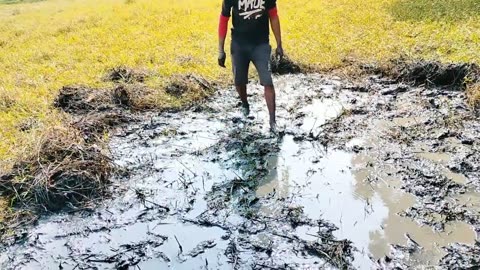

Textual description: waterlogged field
[1,1,480,268]
[0,0,479,170]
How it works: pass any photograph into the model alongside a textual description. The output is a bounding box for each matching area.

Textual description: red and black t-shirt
[221,0,277,45]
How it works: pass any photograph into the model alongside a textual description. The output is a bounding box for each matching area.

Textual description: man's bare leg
[264,85,276,129]
[236,85,250,116]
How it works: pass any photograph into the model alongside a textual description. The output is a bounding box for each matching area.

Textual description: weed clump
[165,74,213,98]
[104,66,148,84]
[467,83,480,109]
[55,84,158,116]
[112,84,158,110]
[16,117,38,132]
[0,91,17,112]
[0,127,113,211]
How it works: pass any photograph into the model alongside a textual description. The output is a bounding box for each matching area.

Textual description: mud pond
[1,73,479,269]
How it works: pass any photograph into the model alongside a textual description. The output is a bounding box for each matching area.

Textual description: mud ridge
[378,59,480,89]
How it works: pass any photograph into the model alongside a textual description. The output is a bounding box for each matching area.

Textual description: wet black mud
[1,73,479,269]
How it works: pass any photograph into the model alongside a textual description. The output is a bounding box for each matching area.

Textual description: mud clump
[270,55,302,75]
[54,86,113,114]
[165,74,213,98]
[104,66,148,84]
[0,127,113,212]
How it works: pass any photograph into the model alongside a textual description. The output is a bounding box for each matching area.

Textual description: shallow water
[1,74,479,269]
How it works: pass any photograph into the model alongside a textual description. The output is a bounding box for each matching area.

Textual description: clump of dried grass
[0,91,17,112]
[54,86,113,114]
[55,84,159,115]
[467,83,480,109]
[0,127,113,211]
[165,74,213,99]
[104,66,148,84]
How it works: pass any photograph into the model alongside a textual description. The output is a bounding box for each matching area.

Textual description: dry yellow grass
[0,198,6,222]
[0,0,479,172]
[468,83,480,107]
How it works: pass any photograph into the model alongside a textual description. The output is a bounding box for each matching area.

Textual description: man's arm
[218,0,231,67]
[269,7,283,58]
[218,15,229,67]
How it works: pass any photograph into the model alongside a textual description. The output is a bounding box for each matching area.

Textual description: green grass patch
[0,0,43,4]
[390,0,480,22]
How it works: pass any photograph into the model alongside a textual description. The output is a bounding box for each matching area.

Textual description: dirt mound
[165,74,213,98]
[270,55,302,75]
[383,60,479,88]
[104,66,148,84]
[0,127,113,211]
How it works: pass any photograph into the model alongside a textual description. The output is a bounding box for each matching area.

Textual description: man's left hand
[218,51,226,68]
[275,46,284,59]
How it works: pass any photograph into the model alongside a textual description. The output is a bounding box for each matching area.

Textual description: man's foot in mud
[241,103,250,117]
[270,121,278,135]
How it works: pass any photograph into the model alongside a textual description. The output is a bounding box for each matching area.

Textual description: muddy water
[254,134,475,268]
[1,74,479,269]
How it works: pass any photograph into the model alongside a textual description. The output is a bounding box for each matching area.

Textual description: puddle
[255,133,476,269]
[392,117,427,127]
[417,152,452,163]
[299,99,344,132]
[444,170,468,185]
[1,74,479,269]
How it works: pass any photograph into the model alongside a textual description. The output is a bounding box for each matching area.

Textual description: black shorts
[230,41,273,86]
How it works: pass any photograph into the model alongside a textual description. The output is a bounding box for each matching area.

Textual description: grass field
[0,0,479,173]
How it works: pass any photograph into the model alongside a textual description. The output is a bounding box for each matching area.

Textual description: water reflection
[255,135,476,268]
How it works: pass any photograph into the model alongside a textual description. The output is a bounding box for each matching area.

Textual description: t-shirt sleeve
[266,0,277,10]
[221,0,233,17]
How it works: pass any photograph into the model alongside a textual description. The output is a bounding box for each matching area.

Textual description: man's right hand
[218,51,226,68]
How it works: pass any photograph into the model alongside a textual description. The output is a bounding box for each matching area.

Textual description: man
[218,0,283,132]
